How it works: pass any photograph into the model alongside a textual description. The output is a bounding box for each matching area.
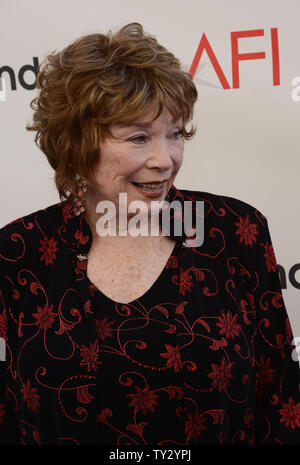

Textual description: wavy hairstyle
[26,22,198,204]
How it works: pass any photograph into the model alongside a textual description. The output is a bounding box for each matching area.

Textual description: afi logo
[190,28,280,89]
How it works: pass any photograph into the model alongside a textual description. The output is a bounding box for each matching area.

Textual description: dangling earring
[73,177,87,216]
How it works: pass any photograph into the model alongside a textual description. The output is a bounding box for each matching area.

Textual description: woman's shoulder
[0,201,65,263]
[0,201,64,235]
[175,187,267,221]
[175,187,273,265]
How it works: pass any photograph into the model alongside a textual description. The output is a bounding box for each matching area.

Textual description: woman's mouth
[132,182,164,190]
[131,181,165,197]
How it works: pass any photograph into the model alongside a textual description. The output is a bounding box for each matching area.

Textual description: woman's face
[89,104,184,208]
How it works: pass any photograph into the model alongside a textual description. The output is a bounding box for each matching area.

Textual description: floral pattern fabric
[0,185,299,445]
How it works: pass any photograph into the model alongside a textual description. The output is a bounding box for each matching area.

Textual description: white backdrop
[0,0,299,336]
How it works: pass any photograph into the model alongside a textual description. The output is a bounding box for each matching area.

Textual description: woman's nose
[146,141,173,170]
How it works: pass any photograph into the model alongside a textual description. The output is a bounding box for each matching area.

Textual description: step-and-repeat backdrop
[1,1,299,339]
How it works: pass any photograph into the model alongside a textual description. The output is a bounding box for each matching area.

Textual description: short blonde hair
[26,22,198,204]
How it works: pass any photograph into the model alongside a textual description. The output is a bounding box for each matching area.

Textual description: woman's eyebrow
[122,122,153,129]
[118,120,181,130]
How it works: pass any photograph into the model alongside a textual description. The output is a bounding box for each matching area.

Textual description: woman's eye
[129,130,183,144]
[129,135,147,143]
[172,129,183,138]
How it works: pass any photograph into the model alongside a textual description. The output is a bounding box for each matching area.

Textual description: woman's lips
[131,181,165,198]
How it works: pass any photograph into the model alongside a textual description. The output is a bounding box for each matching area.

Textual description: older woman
[0,22,299,446]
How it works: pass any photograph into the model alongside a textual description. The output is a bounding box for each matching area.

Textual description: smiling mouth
[131,180,167,191]
[132,183,163,191]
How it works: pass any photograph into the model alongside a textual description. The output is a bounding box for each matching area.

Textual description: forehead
[114,111,182,131]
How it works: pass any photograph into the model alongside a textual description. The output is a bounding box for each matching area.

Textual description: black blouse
[0,185,299,445]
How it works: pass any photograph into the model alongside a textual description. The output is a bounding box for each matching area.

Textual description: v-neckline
[85,240,181,306]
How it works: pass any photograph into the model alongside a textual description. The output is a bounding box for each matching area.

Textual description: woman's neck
[83,188,165,246]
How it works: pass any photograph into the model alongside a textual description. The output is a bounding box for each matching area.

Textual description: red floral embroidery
[80,340,99,372]
[20,380,40,412]
[216,310,241,339]
[174,269,194,296]
[76,385,94,404]
[185,412,207,441]
[175,301,188,315]
[62,204,73,223]
[209,337,228,351]
[127,386,159,415]
[279,397,300,429]
[0,309,7,341]
[207,358,235,392]
[127,421,148,436]
[285,317,293,344]
[38,236,59,265]
[33,304,56,331]
[84,299,92,315]
[97,408,112,423]
[33,430,42,444]
[160,344,183,372]
[246,292,255,311]
[74,229,89,245]
[262,242,277,272]
[234,214,259,247]
[166,255,179,269]
[12,288,20,300]
[88,284,98,296]
[95,316,115,341]
[256,356,276,395]
[0,403,5,423]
